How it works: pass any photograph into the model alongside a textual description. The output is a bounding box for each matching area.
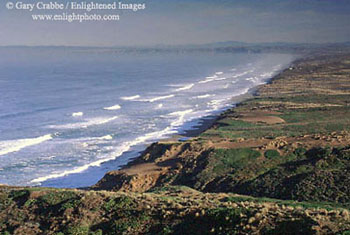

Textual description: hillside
[93,53,350,204]
[2,51,350,234]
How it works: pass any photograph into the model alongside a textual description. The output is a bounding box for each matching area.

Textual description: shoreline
[32,55,295,188]
[3,50,350,234]
[89,61,296,189]
[91,50,350,193]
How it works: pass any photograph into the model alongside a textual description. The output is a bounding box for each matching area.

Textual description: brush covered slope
[1,185,350,234]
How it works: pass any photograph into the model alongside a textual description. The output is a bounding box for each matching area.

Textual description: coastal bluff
[93,52,350,204]
[2,51,350,234]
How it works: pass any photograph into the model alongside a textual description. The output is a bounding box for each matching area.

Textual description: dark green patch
[213,148,261,172]
[264,150,281,159]
[172,207,248,235]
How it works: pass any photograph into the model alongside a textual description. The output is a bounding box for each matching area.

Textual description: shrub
[306,147,332,159]
[264,150,281,159]
[66,226,89,235]
[215,148,261,170]
[294,147,307,158]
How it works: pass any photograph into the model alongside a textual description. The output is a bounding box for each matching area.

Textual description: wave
[121,95,140,101]
[72,112,84,117]
[0,134,53,156]
[48,116,118,129]
[232,71,249,78]
[156,103,163,109]
[168,109,193,127]
[198,78,214,84]
[31,107,197,184]
[140,94,175,103]
[104,104,121,111]
[97,135,113,140]
[29,71,264,185]
[30,70,263,184]
[214,77,227,81]
[216,72,224,75]
[195,94,215,99]
[245,77,255,81]
[259,72,274,78]
[31,141,132,184]
[207,99,226,110]
[174,83,194,92]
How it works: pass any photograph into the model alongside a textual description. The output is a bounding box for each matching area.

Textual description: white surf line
[198,75,218,84]
[195,94,215,99]
[48,116,119,129]
[30,141,132,184]
[168,109,193,127]
[140,94,175,103]
[97,135,113,140]
[174,83,194,92]
[0,134,53,156]
[72,112,84,117]
[214,77,227,81]
[121,95,140,101]
[104,104,121,110]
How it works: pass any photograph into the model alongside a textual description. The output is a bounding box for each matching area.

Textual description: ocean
[0,47,295,188]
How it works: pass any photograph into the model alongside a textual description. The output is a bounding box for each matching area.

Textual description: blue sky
[0,0,350,46]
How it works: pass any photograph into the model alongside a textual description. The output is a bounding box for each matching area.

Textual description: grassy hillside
[1,186,350,234]
[2,52,350,234]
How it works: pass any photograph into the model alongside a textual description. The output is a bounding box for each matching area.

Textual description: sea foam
[0,134,53,156]
[174,84,194,92]
[121,95,140,101]
[104,104,121,110]
[31,109,194,184]
[72,112,84,117]
[141,94,175,103]
[195,94,215,99]
[48,116,118,129]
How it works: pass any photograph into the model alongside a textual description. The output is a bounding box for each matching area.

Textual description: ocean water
[0,47,295,188]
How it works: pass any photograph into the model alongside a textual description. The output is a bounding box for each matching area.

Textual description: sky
[0,0,350,46]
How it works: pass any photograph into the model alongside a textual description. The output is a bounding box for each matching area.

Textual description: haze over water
[0,47,295,187]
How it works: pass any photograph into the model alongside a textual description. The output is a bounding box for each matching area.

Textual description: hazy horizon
[1,40,350,48]
[0,0,350,47]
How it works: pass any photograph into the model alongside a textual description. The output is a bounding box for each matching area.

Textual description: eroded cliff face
[92,142,211,192]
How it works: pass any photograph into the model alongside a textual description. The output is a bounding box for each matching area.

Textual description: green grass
[225,195,350,210]
[173,207,249,235]
[39,191,79,206]
[213,148,261,173]
[264,150,280,159]
[201,94,350,140]
[103,196,135,212]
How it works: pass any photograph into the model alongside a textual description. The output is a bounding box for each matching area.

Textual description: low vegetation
[3,52,350,234]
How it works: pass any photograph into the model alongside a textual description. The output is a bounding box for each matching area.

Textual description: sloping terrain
[93,53,350,206]
[1,186,350,234]
[2,52,350,234]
